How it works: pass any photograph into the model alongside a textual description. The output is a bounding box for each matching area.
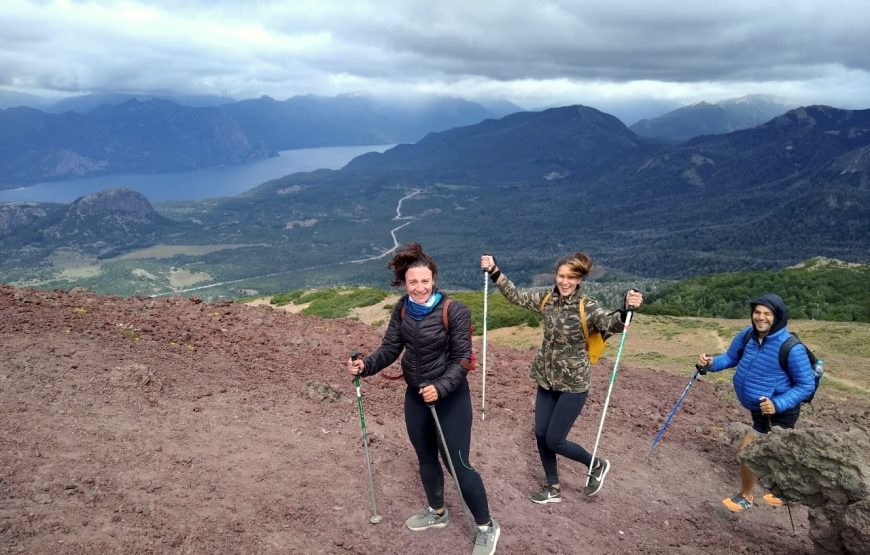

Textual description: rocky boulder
[45,187,169,244]
[742,426,870,553]
[64,187,160,225]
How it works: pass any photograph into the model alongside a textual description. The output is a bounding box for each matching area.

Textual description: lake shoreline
[0,144,394,204]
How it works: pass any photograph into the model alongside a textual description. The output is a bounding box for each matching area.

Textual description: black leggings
[404,379,490,525]
[534,386,596,486]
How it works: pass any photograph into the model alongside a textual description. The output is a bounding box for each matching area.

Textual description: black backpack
[736,329,823,403]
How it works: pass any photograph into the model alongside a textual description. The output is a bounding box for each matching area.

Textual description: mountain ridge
[630,94,795,142]
[345,105,648,181]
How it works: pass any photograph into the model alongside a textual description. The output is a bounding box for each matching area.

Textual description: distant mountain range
[46,93,236,113]
[1,103,868,296]
[630,95,795,142]
[0,91,801,188]
[0,94,519,186]
[222,94,513,152]
[0,100,271,186]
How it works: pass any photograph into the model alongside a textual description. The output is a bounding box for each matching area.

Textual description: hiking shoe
[472,518,500,555]
[762,492,784,507]
[405,506,449,531]
[529,485,562,504]
[722,493,754,513]
[583,458,610,496]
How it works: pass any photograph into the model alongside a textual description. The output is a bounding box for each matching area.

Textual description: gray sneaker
[472,518,500,555]
[405,506,449,531]
[529,485,562,504]
[584,458,610,496]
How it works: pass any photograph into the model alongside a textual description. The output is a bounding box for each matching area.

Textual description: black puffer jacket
[362,294,472,400]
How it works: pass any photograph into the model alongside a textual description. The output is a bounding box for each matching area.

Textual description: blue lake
[0,144,393,204]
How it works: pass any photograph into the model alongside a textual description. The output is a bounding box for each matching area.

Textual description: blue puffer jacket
[709,294,815,413]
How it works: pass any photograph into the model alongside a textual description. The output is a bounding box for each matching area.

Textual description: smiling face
[555,264,581,297]
[752,305,776,338]
[405,265,435,303]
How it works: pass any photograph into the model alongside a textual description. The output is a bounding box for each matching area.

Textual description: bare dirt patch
[1,285,866,554]
[168,268,212,289]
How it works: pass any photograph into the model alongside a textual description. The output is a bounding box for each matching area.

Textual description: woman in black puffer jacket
[347,243,500,555]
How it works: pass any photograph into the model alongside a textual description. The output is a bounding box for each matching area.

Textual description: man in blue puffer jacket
[698,293,815,513]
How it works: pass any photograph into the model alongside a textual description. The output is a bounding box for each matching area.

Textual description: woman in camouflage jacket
[480,252,642,502]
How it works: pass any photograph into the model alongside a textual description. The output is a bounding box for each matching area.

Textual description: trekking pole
[351,352,382,524]
[423,383,475,535]
[481,270,489,420]
[644,364,707,460]
[786,501,798,537]
[586,310,633,488]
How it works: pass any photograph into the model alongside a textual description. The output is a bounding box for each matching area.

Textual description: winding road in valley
[349,188,421,263]
[156,189,423,296]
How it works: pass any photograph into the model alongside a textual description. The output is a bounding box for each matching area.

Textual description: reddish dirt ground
[1,285,865,554]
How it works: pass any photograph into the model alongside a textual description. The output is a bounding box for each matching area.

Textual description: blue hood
[749,293,789,336]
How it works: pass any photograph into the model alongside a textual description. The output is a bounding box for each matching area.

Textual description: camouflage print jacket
[495,273,627,393]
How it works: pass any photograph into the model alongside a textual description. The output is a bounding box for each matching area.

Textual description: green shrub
[270,291,304,306]
[300,287,389,318]
[448,291,542,335]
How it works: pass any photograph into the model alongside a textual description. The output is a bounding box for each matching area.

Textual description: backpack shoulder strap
[441,298,452,330]
[578,297,591,352]
[736,327,752,359]
[539,290,552,312]
[779,333,801,371]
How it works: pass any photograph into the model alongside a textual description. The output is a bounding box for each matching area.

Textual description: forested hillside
[644,258,870,322]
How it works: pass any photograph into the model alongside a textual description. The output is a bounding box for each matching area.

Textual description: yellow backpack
[540,291,608,364]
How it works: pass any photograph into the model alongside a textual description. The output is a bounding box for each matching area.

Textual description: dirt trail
[1,285,865,554]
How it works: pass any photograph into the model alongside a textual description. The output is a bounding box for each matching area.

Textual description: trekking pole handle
[695,363,709,376]
[420,381,438,406]
[481,253,493,272]
[351,351,362,386]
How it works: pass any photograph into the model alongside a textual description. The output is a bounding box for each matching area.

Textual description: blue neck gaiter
[405,290,442,320]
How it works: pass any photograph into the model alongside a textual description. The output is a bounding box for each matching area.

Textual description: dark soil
[1,285,865,554]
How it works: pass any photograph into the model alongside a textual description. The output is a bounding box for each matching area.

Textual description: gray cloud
[1,0,868,112]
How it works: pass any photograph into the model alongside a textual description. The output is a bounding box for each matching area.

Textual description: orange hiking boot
[762,492,784,507]
[722,493,754,513]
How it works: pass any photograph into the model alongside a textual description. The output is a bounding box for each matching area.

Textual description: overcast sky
[2,0,869,119]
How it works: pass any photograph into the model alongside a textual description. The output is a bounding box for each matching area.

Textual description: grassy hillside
[246,286,870,401]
